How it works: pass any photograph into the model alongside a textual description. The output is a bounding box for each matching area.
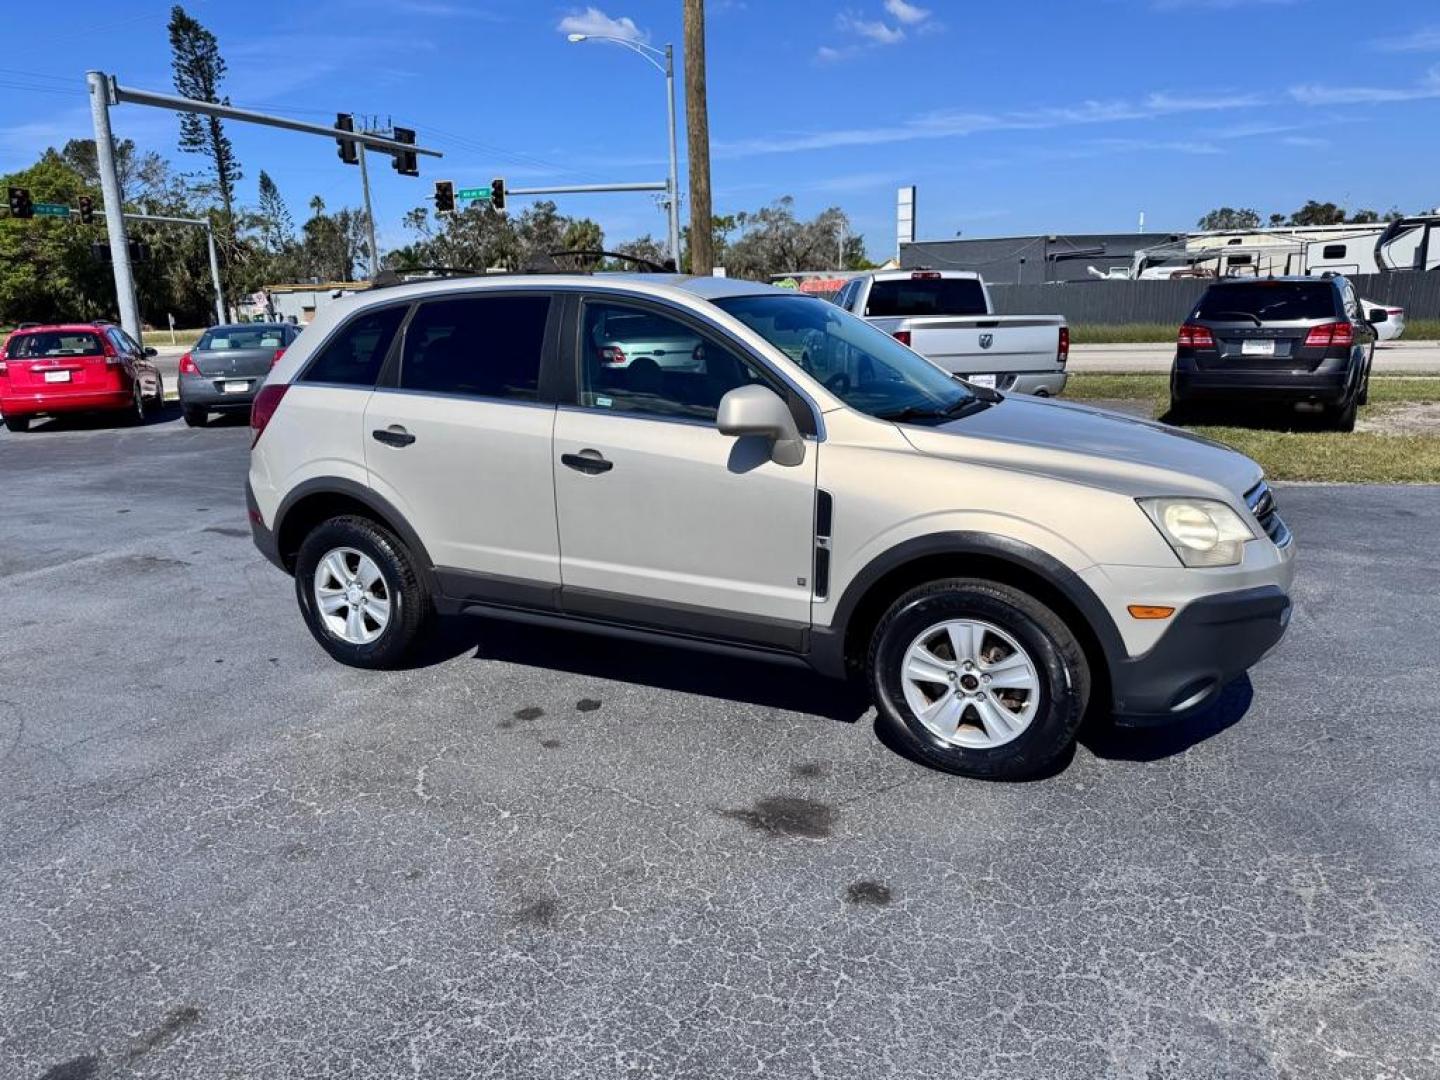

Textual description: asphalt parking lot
[2,411,1438,1080]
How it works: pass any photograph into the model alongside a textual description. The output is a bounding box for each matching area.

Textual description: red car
[0,322,164,433]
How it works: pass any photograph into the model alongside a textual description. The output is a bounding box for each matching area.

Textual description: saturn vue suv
[248,275,1295,780]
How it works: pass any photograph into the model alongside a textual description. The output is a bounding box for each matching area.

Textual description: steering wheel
[824,372,851,394]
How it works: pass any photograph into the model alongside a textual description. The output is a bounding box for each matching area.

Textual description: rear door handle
[561,449,613,474]
[372,426,416,448]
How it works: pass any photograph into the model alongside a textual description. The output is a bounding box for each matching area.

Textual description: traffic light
[335,113,358,166]
[8,186,33,219]
[391,127,418,177]
[490,177,505,212]
[77,195,94,224]
[434,180,455,215]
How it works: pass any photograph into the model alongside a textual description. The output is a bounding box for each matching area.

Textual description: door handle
[372,426,416,448]
[561,449,613,474]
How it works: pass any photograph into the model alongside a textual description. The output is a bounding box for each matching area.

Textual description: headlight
[1139,497,1256,568]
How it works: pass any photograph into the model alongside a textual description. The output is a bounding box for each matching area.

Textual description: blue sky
[2,0,1439,260]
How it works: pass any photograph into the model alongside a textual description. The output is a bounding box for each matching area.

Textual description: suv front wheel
[868,579,1090,780]
[295,515,432,668]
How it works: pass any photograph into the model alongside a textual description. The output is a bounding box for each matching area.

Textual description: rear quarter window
[300,306,407,386]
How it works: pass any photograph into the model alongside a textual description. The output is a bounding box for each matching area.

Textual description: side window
[106,328,131,356]
[1340,283,1359,320]
[399,294,549,401]
[579,301,776,423]
[302,305,406,387]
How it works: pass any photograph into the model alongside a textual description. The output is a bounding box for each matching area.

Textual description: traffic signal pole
[357,142,380,277]
[87,71,142,342]
[83,70,440,340]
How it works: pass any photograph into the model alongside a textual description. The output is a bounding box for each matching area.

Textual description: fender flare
[815,531,1127,680]
[273,478,439,587]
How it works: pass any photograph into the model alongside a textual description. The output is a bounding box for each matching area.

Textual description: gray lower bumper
[1005,371,1069,397]
[178,374,261,408]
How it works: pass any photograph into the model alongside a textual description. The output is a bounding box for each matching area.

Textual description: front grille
[1245,480,1291,547]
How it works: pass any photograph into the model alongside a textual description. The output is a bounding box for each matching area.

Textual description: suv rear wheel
[1328,390,1359,432]
[868,578,1090,780]
[3,415,30,433]
[295,515,431,668]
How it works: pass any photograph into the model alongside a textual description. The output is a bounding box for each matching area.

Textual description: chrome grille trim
[1245,480,1291,548]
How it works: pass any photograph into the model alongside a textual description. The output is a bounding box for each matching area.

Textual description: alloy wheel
[900,618,1041,749]
[312,547,392,645]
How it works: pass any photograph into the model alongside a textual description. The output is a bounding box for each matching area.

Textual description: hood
[900,394,1262,500]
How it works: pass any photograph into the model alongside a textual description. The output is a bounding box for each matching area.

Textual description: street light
[568,32,681,269]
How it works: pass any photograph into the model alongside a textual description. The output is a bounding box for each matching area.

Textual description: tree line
[1196,201,1422,231]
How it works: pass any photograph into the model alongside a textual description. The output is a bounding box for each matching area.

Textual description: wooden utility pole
[683,0,714,275]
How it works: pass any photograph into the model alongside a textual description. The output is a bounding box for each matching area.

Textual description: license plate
[968,374,997,388]
[1241,339,1276,357]
[43,370,71,383]
[221,380,251,394]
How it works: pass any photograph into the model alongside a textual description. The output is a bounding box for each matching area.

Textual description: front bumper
[1110,585,1292,723]
[179,373,262,409]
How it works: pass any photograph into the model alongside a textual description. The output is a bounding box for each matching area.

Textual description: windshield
[198,326,288,350]
[866,276,987,317]
[713,294,975,422]
[1194,283,1338,322]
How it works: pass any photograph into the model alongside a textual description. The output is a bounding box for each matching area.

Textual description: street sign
[458,186,492,201]
[33,203,71,217]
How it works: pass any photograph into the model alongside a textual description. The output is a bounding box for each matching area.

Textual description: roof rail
[369,266,483,289]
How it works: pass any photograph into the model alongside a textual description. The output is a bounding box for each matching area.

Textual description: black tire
[182,405,208,428]
[294,515,431,669]
[148,375,165,413]
[123,381,148,426]
[1357,375,1370,407]
[1329,392,1358,432]
[1166,397,1190,424]
[3,415,30,433]
[867,578,1090,781]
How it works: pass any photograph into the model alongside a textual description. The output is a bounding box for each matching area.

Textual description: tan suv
[247,275,1295,780]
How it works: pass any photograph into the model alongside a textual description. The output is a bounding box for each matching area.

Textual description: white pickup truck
[832,270,1069,396]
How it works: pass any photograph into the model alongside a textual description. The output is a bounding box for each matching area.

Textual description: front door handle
[372,425,416,448]
[561,449,613,474]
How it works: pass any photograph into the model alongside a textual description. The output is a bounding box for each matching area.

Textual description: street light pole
[663,44,681,270]
[568,34,681,268]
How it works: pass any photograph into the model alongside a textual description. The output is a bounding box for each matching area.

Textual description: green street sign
[33,203,71,217]
[457,186,492,201]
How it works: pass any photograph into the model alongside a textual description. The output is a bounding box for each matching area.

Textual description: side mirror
[143,346,158,356]
[716,384,805,467]
[1366,308,1387,324]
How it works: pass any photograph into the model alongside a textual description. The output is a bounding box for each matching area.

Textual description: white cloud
[713,86,1268,159]
[557,6,648,43]
[883,0,931,25]
[837,13,905,44]
[1281,135,1330,148]
[815,44,862,64]
[1289,65,1440,105]
[1368,26,1440,53]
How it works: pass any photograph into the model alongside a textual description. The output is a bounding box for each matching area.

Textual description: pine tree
[257,170,294,252]
[168,5,241,224]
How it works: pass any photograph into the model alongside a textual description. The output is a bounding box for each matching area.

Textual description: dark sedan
[178,323,302,427]
[1169,275,1383,431]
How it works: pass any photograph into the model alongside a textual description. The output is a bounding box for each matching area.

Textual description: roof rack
[369,266,483,289]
